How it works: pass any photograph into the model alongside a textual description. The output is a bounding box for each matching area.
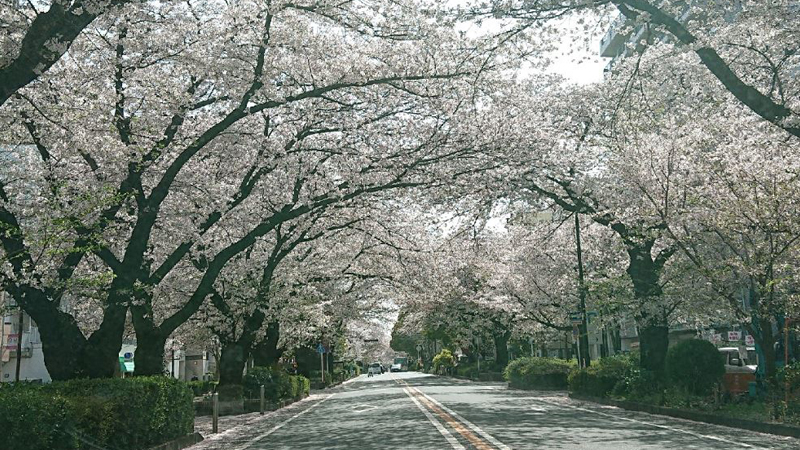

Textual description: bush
[0,377,194,450]
[52,376,194,449]
[665,339,725,396]
[504,357,576,390]
[243,366,309,401]
[186,380,217,397]
[216,383,244,401]
[0,383,76,450]
[569,354,638,398]
[433,349,456,372]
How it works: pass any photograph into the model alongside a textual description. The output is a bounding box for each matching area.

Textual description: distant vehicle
[719,346,758,394]
[390,363,402,372]
[393,356,408,371]
[368,362,382,376]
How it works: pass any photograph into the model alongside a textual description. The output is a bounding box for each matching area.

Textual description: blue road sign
[317,343,326,354]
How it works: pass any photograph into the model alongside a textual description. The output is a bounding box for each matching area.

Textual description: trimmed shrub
[0,383,76,450]
[665,339,725,396]
[49,376,194,449]
[568,354,638,397]
[1,376,194,450]
[243,366,310,401]
[504,357,576,390]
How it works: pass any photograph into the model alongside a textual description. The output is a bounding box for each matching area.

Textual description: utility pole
[15,309,23,381]
[575,213,591,368]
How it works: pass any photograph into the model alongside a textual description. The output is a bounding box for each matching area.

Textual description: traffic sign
[745,335,755,346]
[316,343,326,354]
[569,312,582,325]
[727,331,742,341]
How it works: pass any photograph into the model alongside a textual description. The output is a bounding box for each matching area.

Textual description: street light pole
[574,212,591,369]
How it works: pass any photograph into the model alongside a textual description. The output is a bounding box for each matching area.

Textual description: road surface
[191,372,799,449]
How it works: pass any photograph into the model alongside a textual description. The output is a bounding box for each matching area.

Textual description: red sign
[4,333,19,349]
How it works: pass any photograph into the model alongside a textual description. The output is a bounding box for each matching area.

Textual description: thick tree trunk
[130,303,169,376]
[638,322,669,374]
[625,241,671,375]
[217,310,265,387]
[34,307,89,380]
[132,330,167,377]
[82,303,128,378]
[218,339,249,387]
[758,317,778,379]
[494,331,511,368]
[14,286,127,380]
[252,322,282,367]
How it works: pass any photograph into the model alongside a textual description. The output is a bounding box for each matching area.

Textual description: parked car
[368,362,382,376]
[390,363,402,372]
[719,346,758,394]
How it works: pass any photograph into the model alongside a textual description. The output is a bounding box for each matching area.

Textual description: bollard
[212,392,219,434]
[260,385,265,415]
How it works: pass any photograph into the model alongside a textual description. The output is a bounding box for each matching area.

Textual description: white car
[368,362,382,376]
[390,363,402,372]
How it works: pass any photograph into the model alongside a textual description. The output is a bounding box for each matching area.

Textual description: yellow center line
[394,377,495,450]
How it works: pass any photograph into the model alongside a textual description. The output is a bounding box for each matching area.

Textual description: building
[0,292,51,382]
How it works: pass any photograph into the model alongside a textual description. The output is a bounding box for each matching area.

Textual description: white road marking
[402,386,466,449]
[410,386,513,450]
[242,394,334,449]
[350,403,379,414]
[535,398,760,449]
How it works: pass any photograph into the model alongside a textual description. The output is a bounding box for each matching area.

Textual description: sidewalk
[190,394,325,450]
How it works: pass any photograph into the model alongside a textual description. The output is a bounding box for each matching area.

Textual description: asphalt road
[191,372,800,449]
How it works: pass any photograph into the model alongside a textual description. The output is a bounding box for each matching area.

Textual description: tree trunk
[757,317,778,379]
[34,307,88,380]
[132,330,167,377]
[218,339,249,387]
[14,286,127,380]
[625,241,671,375]
[130,304,168,377]
[494,331,511,368]
[638,322,669,374]
[81,303,128,378]
[252,322,282,367]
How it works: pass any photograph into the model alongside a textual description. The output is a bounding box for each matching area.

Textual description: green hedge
[568,354,638,397]
[0,377,194,450]
[0,383,75,450]
[243,366,309,401]
[504,357,576,390]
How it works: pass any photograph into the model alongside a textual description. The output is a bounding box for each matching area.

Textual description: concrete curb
[148,432,204,450]
[569,393,800,439]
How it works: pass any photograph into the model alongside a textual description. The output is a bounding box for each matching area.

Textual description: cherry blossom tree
[464,0,800,138]
[0,0,139,106]
[0,0,503,379]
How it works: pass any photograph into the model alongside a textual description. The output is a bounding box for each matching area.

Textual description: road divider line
[402,386,466,449]
[412,390,494,450]
[409,386,512,450]
[242,394,334,449]
[392,375,505,450]
[535,398,759,449]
